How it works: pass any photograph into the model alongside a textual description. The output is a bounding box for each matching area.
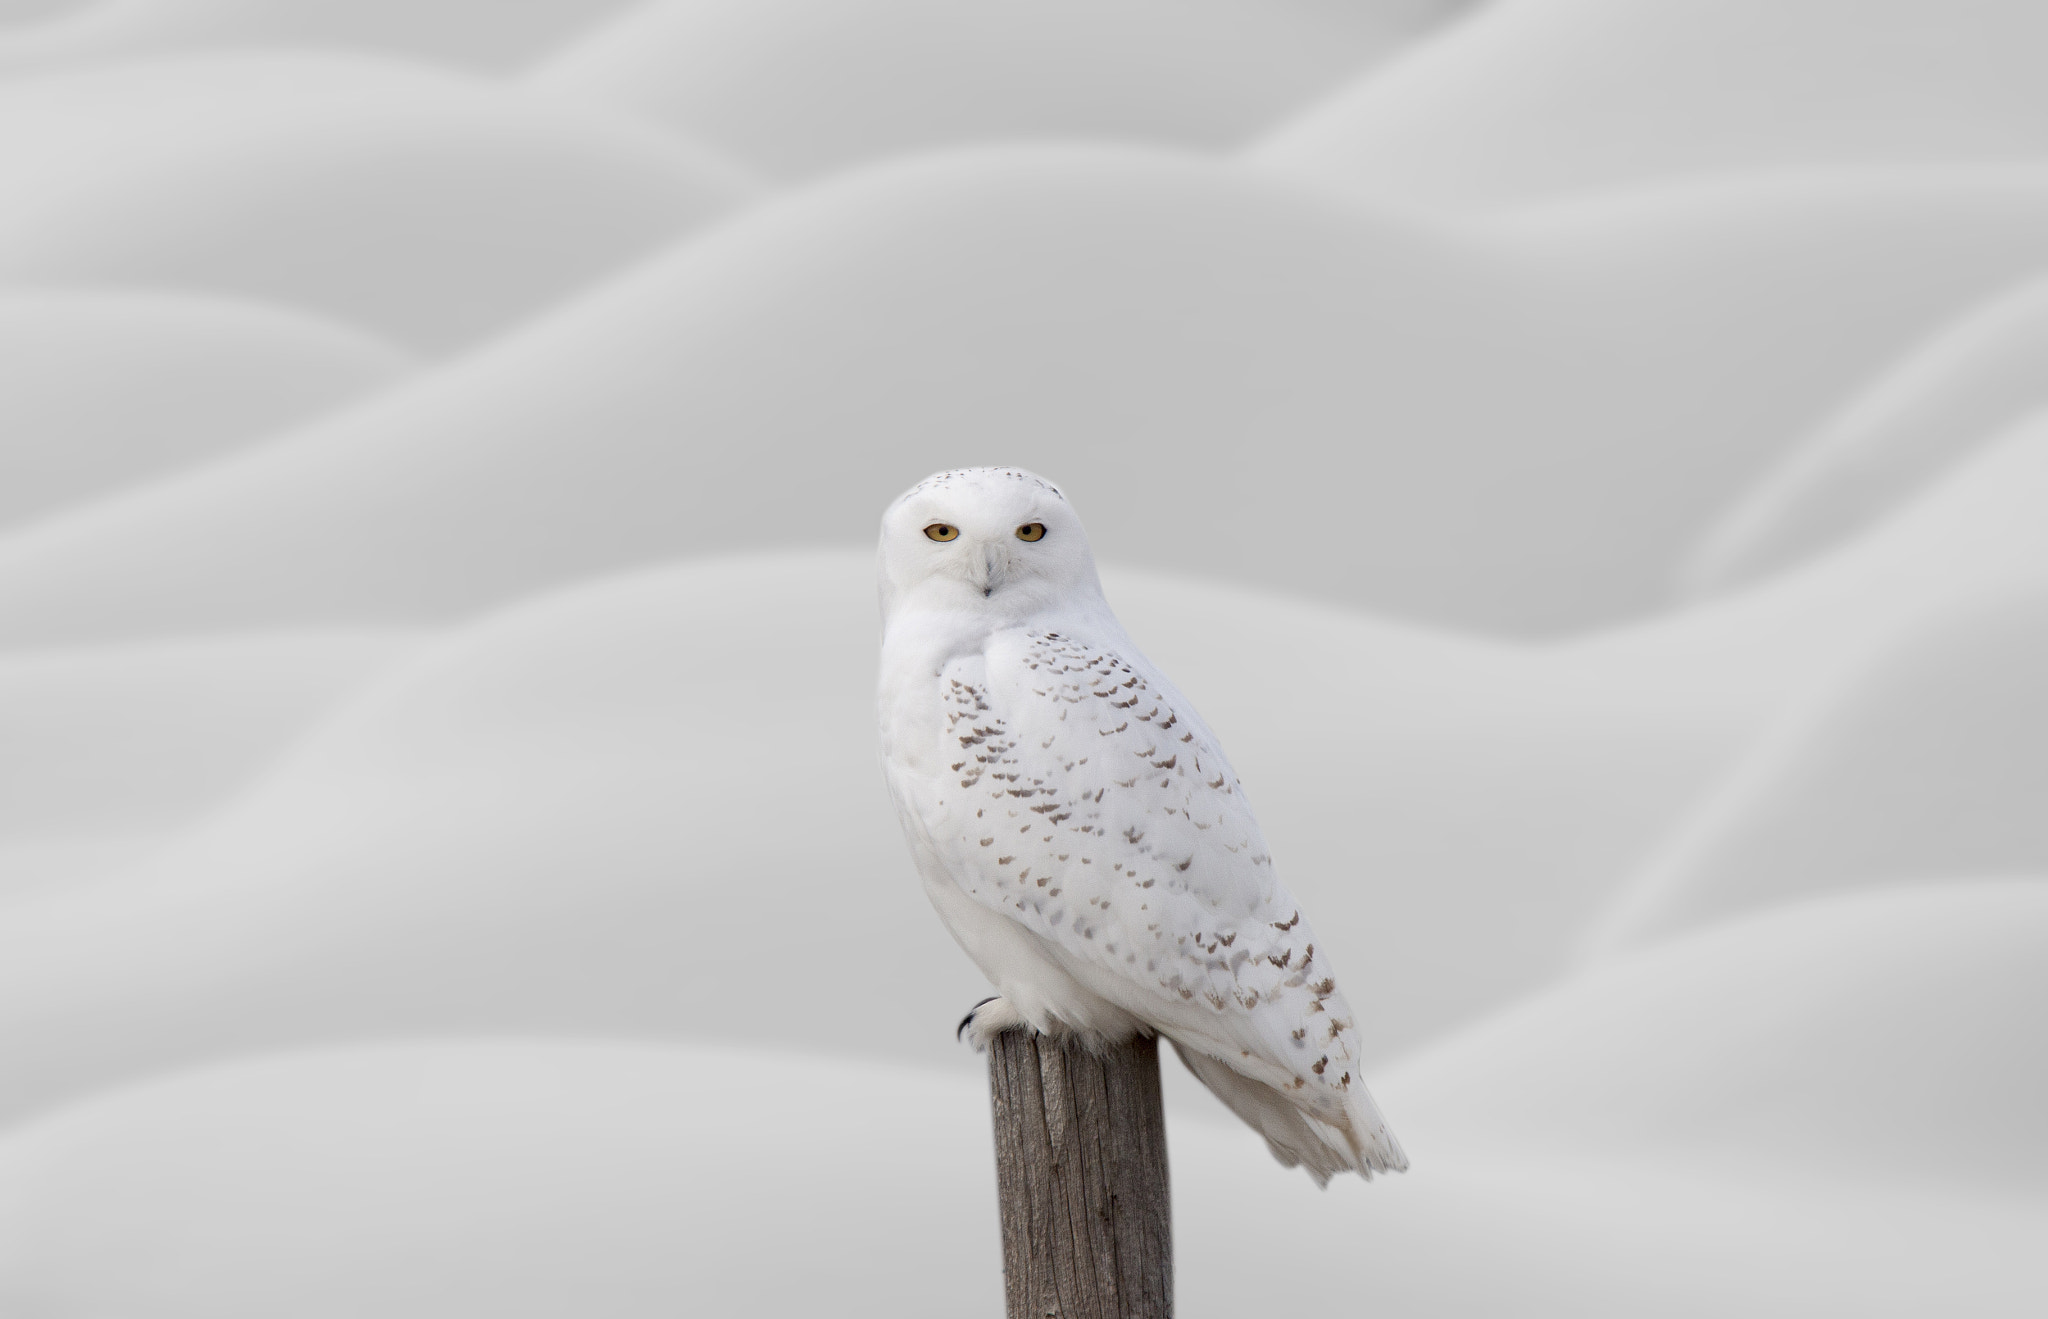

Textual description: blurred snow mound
[1687,275,2048,594]
[0,0,647,71]
[0,52,747,349]
[1259,0,2048,209]
[1396,879,2048,1196]
[1592,578,2048,949]
[0,1000,2038,1319]
[0,291,410,534]
[0,1040,1005,1318]
[532,0,1471,178]
[7,153,2048,641]
[0,556,981,1128]
[0,628,423,899]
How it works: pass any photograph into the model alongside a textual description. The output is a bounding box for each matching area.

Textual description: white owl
[877,467,1406,1184]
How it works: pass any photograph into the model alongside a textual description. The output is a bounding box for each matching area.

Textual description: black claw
[957,995,1000,1042]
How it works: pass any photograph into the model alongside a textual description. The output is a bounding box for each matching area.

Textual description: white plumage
[877,467,1405,1184]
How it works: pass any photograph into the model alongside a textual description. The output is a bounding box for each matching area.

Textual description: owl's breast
[877,612,985,760]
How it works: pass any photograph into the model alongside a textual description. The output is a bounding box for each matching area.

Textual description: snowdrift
[1580,403,2048,682]
[1258,0,2048,209]
[0,0,646,71]
[1687,276,2048,594]
[0,291,410,533]
[1,890,2039,1319]
[6,154,2048,641]
[1398,881,2048,1196]
[0,52,747,350]
[532,0,1469,178]
[1590,581,2048,949]
[0,557,982,1125]
[0,629,420,839]
[0,1042,1006,1318]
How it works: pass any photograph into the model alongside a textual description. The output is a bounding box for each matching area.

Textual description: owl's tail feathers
[1340,1084,1410,1177]
[1171,1041,1408,1186]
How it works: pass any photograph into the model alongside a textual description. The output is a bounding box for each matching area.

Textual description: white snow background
[0,1,2043,1314]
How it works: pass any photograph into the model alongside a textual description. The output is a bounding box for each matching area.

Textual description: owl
[877,467,1405,1184]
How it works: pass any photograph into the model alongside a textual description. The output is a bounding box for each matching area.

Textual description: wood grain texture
[988,1029,1172,1318]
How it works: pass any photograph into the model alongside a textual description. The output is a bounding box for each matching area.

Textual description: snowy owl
[877,467,1406,1184]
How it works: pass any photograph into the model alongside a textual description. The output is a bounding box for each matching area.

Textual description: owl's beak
[977,543,1006,598]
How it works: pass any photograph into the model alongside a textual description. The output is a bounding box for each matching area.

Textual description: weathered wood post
[986,1028,1172,1318]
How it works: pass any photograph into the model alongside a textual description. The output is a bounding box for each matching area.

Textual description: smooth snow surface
[0,291,412,532]
[2,5,2043,1313]
[1408,881,2048,1195]
[0,1032,2038,1318]
[531,0,1472,179]
[0,0,649,70]
[1686,274,2048,593]
[0,626,421,905]
[0,2,83,26]
[1258,0,2048,209]
[1590,583,2048,950]
[0,53,748,349]
[0,1043,1006,1318]
[8,156,2048,640]
[0,629,422,888]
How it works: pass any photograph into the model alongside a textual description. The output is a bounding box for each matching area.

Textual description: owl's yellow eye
[1015,522,1046,542]
[924,523,959,542]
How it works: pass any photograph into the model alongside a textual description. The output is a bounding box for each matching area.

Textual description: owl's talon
[957,995,1000,1042]
[958,995,1026,1050]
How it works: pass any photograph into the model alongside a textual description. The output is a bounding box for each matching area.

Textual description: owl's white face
[878,467,1103,622]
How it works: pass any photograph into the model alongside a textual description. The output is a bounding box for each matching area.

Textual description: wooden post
[986,1028,1172,1318]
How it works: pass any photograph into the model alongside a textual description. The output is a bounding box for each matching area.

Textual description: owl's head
[879,467,1103,620]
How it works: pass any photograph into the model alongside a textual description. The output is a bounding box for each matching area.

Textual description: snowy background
[1,1,2044,1314]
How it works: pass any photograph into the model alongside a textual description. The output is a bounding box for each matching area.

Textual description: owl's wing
[915,625,1398,1173]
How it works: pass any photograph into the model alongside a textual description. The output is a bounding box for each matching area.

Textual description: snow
[0,629,422,832]
[1588,581,2048,951]
[1257,0,2048,209]
[0,629,422,900]
[0,52,750,349]
[0,291,412,533]
[1,4,2043,1312]
[531,0,1471,179]
[7,154,2048,642]
[1,1011,2038,1316]
[0,0,649,70]
[1686,274,2048,593]
[0,1042,1007,1318]
[1402,880,2048,1196]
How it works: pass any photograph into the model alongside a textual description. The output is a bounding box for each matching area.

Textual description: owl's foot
[957,995,1028,1051]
